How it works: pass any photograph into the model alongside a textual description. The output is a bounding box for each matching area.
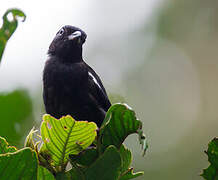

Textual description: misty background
[0,0,218,179]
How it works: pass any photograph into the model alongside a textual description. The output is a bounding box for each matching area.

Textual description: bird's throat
[59,46,83,63]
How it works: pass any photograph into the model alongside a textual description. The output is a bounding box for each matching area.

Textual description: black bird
[43,25,111,127]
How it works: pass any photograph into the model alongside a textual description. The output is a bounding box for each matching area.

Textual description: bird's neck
[70,46,83,60]
[59,47,83,63]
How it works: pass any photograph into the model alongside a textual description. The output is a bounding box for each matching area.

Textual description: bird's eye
[58,29,65,36]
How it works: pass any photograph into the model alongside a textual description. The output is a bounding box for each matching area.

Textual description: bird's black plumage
[43,25,111,127]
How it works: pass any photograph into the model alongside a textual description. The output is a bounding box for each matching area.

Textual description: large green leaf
[39,114,97,171]
[0,137,16,154]
[0,90,33,146]
[37,166,55,180]
[65,146,123,180]
[0,9,26,62]
[0,147,37,180]
[84,145,122,180]
[202,138,218,180]
[99,103,148,155]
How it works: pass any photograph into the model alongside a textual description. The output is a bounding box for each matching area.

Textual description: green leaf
[69,147,98,167]
[37,166,55,180]
[0,147,37,180]
[202,138,218,180]
[39,114,97,171]
[0,90,33,146]
[202,165,218,180]
[84,145,122,180]
[119,168,144,180]
[119,144,132,174]
[0,136,16,154]
[119,144,144,180]
[99,103,148,155]
[0,9,26,62]
[56,168,83,180]
[207,138,218,169]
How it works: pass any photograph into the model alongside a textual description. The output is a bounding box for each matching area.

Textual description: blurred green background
[0,0,218,179]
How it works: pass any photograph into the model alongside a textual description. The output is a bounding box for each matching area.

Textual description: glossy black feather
[43,25,111,127]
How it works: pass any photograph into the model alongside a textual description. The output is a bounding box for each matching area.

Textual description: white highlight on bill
[68,31,81,40]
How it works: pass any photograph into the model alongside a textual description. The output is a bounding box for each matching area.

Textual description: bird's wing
[86,64,111,112]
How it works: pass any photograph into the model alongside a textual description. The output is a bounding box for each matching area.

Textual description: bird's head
[48,25,87,61]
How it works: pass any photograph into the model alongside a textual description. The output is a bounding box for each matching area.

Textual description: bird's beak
[68,31,82,42]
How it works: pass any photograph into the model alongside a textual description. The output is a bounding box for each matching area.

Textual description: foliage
[0,9,32,147]
[99,104,147,156]
[0,141,38,180]
[0,8,26,63]
[37,166,56,180]
[0,137,16,153]
[201,138,218,180]
[0,90,33,146]
[39,115,97,172]
[0,104,147,180]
